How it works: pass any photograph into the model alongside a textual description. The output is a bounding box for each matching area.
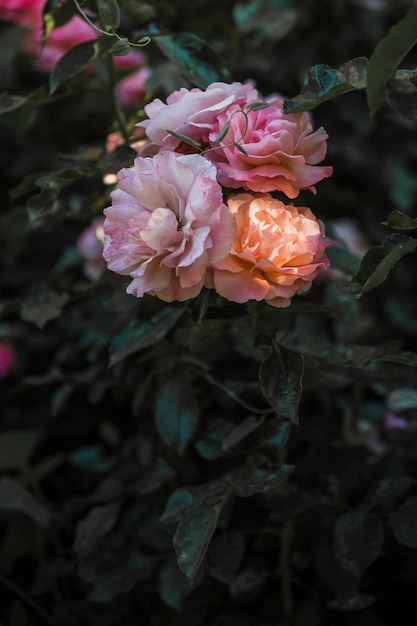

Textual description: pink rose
[77,218,107,281]
[24,14,97,72]
[136,81,259,154]
[103,152,236,302]
[207,193,329,308]
[0,341,15,378]
[113,49,147,71]
[117,66,151,110]
[208,97,333,198]
[0,0,44,25]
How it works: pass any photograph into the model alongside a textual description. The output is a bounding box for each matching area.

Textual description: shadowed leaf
[389,496,417,548]
[333,512,384,578]
[0,477,49,528]
[383,209,417,231]
[259,344,304,423]
[367,5,417,117]
[74,503,121,554]
[50,39,97,94]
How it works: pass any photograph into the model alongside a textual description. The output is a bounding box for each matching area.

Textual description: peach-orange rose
[207,193,329,308]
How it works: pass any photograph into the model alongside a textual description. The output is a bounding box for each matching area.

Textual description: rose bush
[103,151,236,302]
[207,192,329,308]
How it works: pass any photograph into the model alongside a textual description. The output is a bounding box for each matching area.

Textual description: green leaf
[369,476,415,508]
[259,344,304,423]
[98,0,121,31]
[158,559,192,611]
[0,430,40,473]
[20,286,69,329]
[389,496,417,548]
[155,372,200,455]
[221,415,265,451]
[49,39,97,94]
[233,0,297,43]
[194,418,236,460]
[154,32,230,89]
[97,144,137,174]
[212,121,231,144]
[387,77,417,123]
[0,477,49,528]
[332,512,384,578]
[0,87,46,116]
[165,129,203,149]
[366,5,417,117]
[108,37,131,56]
[246,101,270,111]
[337,234,417,298]
[109,307,183,366]
[284,57,368,114]
[160,480,230,524]
[226,463,295,497]
[383,209,417,231]
[173,502,223,585]
[74,503,121,554]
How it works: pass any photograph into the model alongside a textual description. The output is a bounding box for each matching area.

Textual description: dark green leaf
[233,0,297,43]
[387,77,417,123]
[155,372,199,455]
[173,502,223,585]
[259,344,304,423]
[221,415,265,451]
[108,37,131,56]
[74,503,121,554]
[366,5,417,117]
[261,418,291,452]
[212,121,231,144]
[134,457,176,495]
[383,209,417,231]
[0,430,40,472]
[338,234,417,298]
[154,32,230,89]
[158,559,192,611]
[226,463,295,497]
[332,512,384,578]
[97,144,137,174]
[0,87,46,116]
[160,480,230,524]
[50,39,97,94]
[369,476,415,508]
[26,189,57,221]
[68,444,114,473]
[194,418,236,460]
[0,477,49,528]
[207,531,245,583]
[109,307,183,366]
[20,286,69,329]
[389,496,417,548]
[98,0,121,31]
[284,57,368,114]
[246,101,270,111]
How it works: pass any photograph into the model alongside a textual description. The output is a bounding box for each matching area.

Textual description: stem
[106,55,130,143]
[280,521,294,625]
[0,572,53,625]
[72,0,115,37]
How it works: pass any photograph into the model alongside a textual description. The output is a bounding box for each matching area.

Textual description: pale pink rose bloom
[207,193,329,308]
[0,0,44,25]
[117,66,151,110]
[136,81,259,154]
[208,97,333,198]
[0,341,15,378]
[24,14,97,72]
[103,152,236,302]
[77,218,107,281]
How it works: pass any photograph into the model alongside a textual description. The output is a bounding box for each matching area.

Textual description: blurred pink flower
[117,66,151,110]
[136,81,259,154]
[77,218,106,281]
[0,0,44,25]
[103,152,236,302]
[207,193,329,308]
[24,14,97,72]
[209,97,332,198]
[384,411,409,431]
[0,341,15,378]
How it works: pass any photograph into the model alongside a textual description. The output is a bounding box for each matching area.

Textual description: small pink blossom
[384,411,409,431]
[103,152,236,302]
[136,81,259,154]
[117,66,151,110]
[77,218,106,281]
[0,341,15,378]
[24,14,97,72]
[207,193,329,308]
[209,97,333,198]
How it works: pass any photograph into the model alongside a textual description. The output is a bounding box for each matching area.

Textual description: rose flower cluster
[102,81,332,308]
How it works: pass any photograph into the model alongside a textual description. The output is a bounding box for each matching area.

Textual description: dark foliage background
[1,1,417,625]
